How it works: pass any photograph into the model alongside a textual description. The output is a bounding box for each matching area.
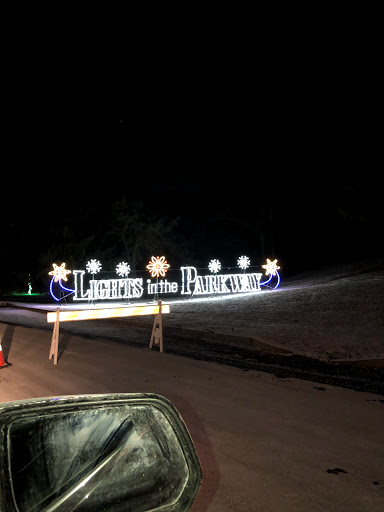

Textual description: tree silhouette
[108,198,180,273]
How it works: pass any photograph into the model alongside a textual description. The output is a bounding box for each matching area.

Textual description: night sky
[2,56,381,293]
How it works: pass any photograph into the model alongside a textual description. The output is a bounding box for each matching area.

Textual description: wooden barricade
[47,301,169,364]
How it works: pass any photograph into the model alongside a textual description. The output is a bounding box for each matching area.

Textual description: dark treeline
[0,197,183,294]
[1,177,382,295]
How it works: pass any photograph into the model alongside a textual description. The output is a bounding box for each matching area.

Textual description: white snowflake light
[208,259,221,274]
[86,259,102,274]
[116,261,131,277]
[237,255,250,270]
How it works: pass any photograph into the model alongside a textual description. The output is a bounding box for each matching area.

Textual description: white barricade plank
[47,304,170,323]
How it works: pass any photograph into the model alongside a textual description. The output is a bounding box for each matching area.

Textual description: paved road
[1,323,383,511]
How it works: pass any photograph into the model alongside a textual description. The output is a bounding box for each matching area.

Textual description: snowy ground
[1,263,383,362]
[165,267,384,362]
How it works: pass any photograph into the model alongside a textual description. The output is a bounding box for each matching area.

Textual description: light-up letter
[131,278,144,298]
[73,270,90,300]
[180,266,197,294]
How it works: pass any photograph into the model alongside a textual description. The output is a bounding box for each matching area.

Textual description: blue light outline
[260,274,272,286]
[274,271,281,289]
[49,277,75,302]
[260,271,281,290]
[60,281,75,294]
[49,276,59,301]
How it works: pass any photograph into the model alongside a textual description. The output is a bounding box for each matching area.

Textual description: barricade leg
[149,301,163,352]
[49,307,60,365]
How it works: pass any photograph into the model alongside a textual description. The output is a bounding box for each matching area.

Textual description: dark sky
[3,32,381,281]
[6,112,373,210]
[3,111,381,273]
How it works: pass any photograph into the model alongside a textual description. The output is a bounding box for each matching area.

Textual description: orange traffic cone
[0,340,11,369]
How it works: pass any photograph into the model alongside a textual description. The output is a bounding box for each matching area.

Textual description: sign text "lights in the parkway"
[48,257,281,302]
[73,267,263,301]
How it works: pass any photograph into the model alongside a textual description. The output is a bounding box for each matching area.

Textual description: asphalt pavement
[1,323,383,511]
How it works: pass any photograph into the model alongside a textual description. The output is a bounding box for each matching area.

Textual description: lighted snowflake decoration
[262,258,280,276]
[86,259,102,274]
[208,259,221,274]
[146,256,170,278]
[116,261,131,277]
[237,255,250,270]
[49,262,71,282]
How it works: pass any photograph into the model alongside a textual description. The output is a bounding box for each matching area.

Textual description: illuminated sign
[48,257,281,302]
[73,270,144,301]
[180,267,262,295]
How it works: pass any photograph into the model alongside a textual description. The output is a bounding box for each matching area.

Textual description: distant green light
[10,292,41,296]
